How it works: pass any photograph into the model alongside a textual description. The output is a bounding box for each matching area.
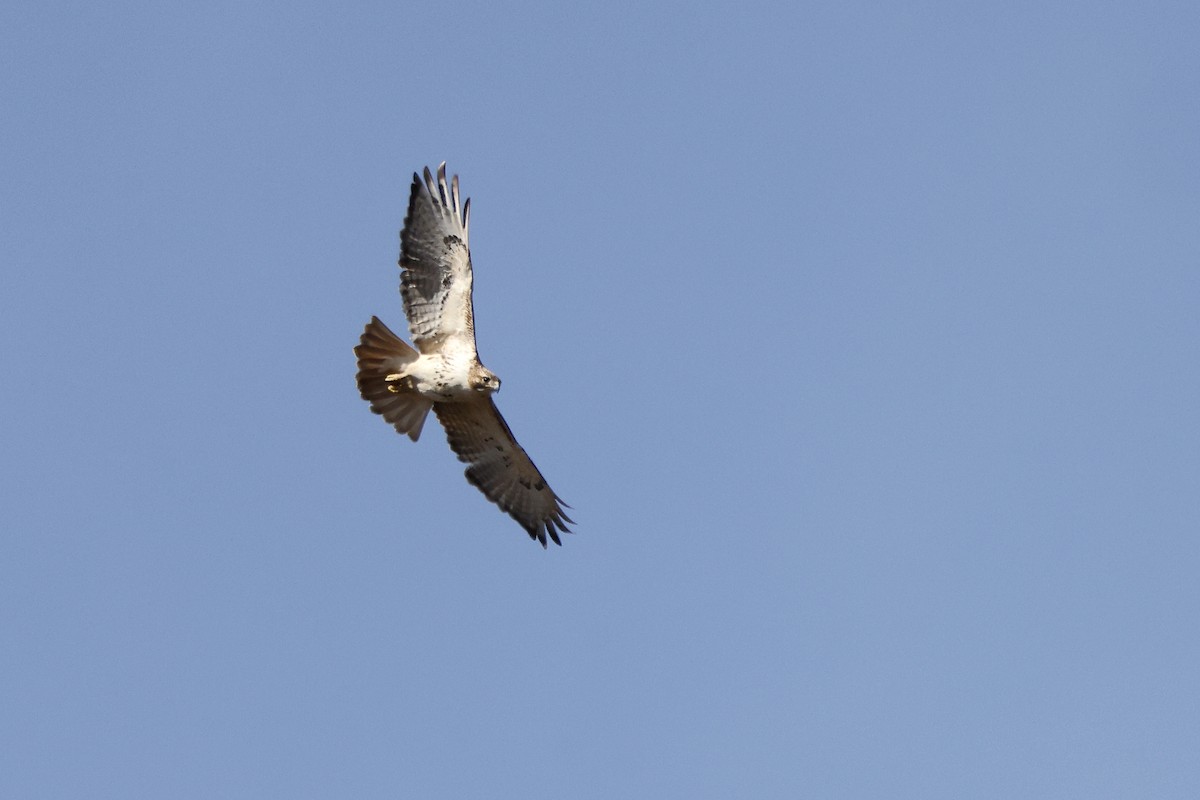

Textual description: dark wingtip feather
[520,517,571,548]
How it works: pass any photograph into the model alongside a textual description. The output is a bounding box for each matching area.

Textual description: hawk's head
[470,364,501,394]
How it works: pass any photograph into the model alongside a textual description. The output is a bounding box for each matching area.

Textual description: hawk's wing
[434,399,573,547]
[399,163,476,355]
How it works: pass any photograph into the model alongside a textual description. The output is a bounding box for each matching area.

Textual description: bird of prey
[354,163,572,547]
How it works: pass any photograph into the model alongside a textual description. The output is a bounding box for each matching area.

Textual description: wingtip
[436,163,448,202]
[521,516,571,548]
[539,515,574,548]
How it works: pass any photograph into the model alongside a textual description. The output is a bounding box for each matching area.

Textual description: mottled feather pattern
[434,401,573,547]
[399,165,476,353]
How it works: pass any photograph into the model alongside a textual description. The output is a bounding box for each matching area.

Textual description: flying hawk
[355,163,573,547]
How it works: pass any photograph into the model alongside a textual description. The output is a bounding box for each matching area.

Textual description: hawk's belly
[407,354,473,401]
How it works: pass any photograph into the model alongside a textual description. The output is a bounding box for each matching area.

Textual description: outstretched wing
[399,163,476,355]
[434,399,573,547]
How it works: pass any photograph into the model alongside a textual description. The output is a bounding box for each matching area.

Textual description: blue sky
[3,1,1199,797]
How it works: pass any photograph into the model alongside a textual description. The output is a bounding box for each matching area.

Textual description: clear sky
[3,1,1198,797]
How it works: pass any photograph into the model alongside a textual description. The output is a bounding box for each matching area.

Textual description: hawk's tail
[355,316,433,442]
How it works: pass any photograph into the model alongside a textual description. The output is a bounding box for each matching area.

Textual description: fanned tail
[354,317,433,441]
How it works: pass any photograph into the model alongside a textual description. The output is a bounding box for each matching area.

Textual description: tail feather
[355,316,433,442]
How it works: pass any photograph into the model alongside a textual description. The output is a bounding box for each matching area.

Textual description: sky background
[3,1,1199,797]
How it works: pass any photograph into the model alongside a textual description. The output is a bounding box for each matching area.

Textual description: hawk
[355,163,573,547]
